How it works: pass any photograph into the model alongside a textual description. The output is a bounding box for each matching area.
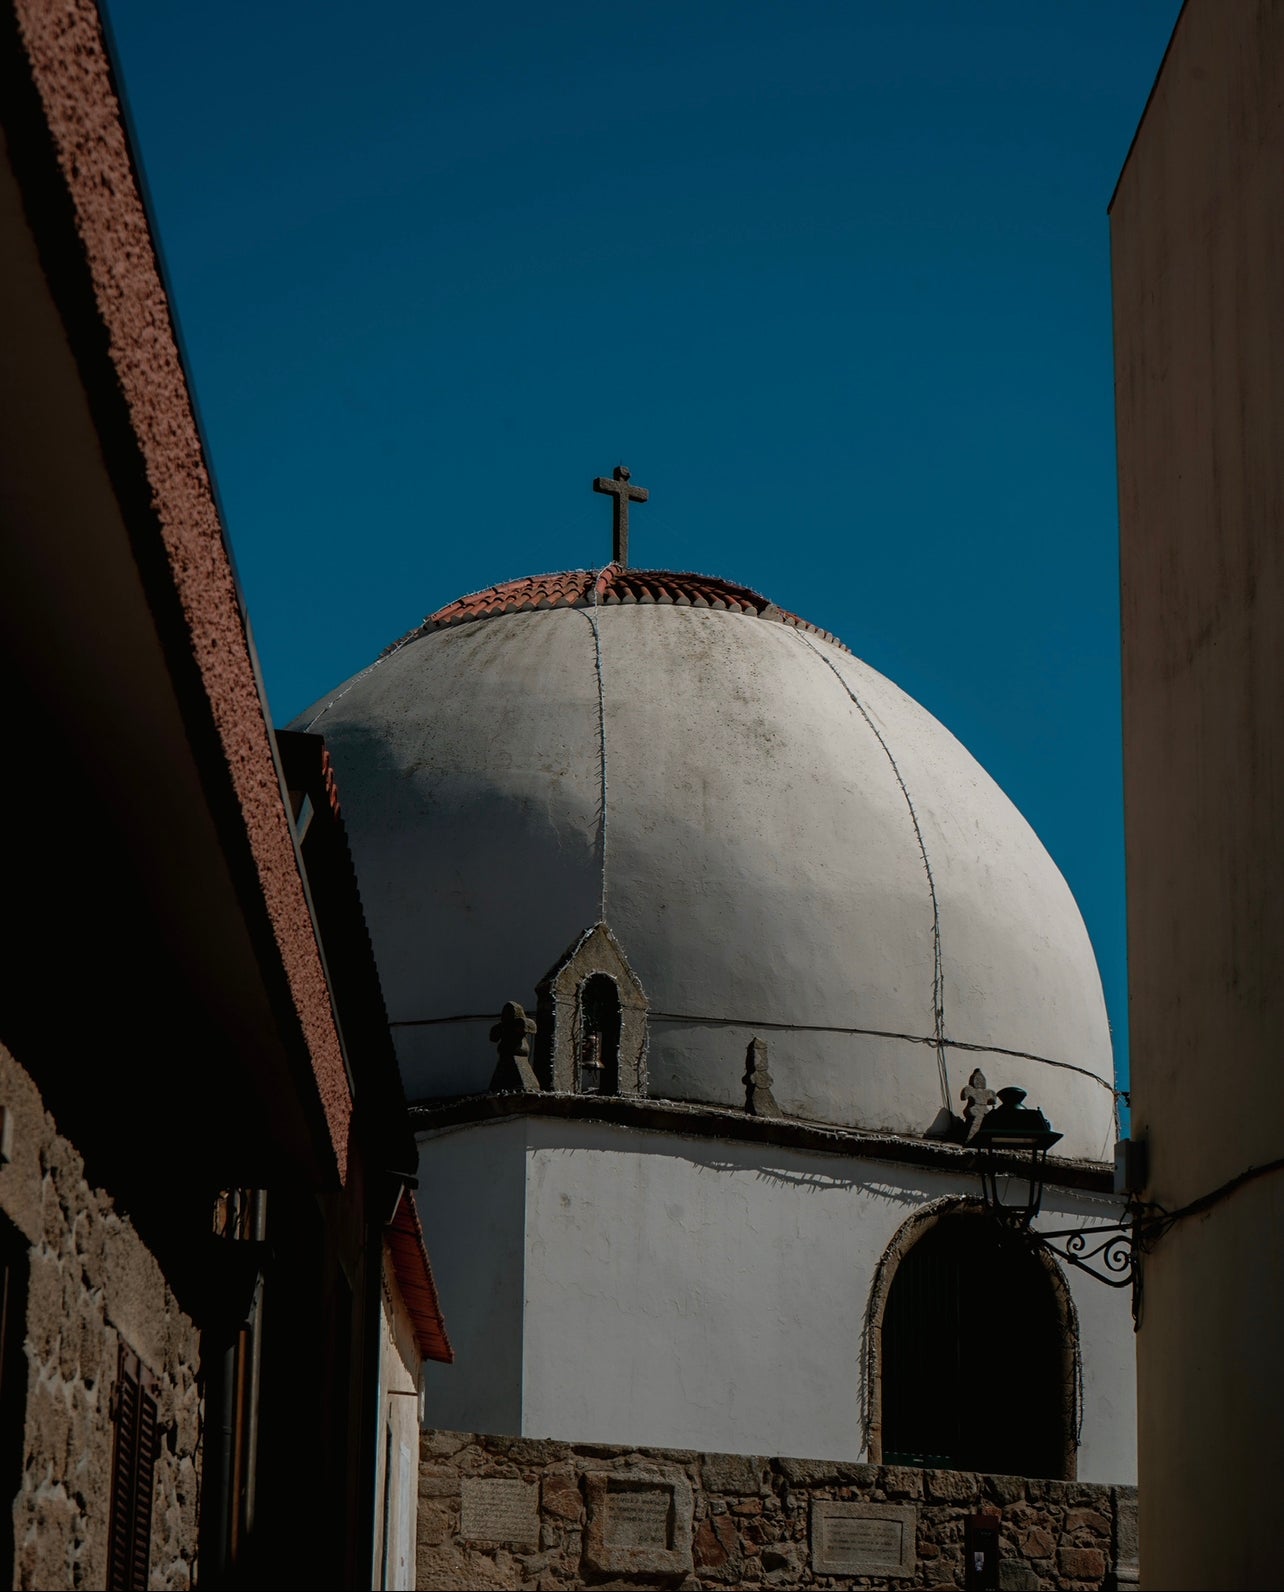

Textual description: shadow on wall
[533,1122,931,1200]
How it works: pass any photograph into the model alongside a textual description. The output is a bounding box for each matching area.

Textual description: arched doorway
[871,1203,1076,1479]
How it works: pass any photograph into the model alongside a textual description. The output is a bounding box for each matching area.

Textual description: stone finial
[489,1001,540,1093]
[960,1067,997,1141]
[592,465,648,566]
[743,1036,781,1118]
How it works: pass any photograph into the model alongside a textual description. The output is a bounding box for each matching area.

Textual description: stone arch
[534,922,648,1095]
[864,1197,1079,1479]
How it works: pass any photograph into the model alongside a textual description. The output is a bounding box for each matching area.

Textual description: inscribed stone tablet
[583,1467,694,1577]
[605,1486,671,1549]
[811,1501,917,1576]
[459,1477,539,1546]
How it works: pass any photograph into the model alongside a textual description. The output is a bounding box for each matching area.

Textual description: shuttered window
[106,1345,159,1592]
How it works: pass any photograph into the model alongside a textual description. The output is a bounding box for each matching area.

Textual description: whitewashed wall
[1033,1188,1139,1486]
[418,1119,527,1434]
[417,1117,1136,1483]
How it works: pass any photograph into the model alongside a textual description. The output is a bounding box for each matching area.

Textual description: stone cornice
[408,1091,1115,1195]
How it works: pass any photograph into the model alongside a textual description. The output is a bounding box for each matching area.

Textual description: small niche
[535,922,648,1096]
[576,974,622,1094]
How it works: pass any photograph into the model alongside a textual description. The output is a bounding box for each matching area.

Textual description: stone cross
[489,1001,540,1093]
[960,1067,997,1141]
[593,465,648,566]
[743,1036,781,1118]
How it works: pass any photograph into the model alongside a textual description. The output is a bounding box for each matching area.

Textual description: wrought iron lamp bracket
[1007,1201,1169,1329]
[1029,1216,1139,1289]
[967,1081,1169,1326]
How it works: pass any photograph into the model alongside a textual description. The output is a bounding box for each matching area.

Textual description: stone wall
[418,1430,1138,1592]
[0,1043,201,1589]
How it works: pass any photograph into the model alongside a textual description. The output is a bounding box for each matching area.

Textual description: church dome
[295,564,1116,1159]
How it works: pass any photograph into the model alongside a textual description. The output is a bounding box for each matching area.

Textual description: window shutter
[106,1345,159,1592]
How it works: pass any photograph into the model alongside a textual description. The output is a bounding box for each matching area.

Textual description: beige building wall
[373,1251,422,1591]
[1111,3,1284,1586]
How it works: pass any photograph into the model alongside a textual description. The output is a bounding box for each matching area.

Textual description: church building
[1,0,1144,1583]
[297,470,1137,1496]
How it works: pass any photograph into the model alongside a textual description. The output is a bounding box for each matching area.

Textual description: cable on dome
[580,564,613,921]
[300,628,420,732]
[388,1004,1114,1099]
[644,1010,1116,1093]
[789,630,951,1114]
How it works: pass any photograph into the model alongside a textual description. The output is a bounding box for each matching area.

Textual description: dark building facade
[0,1,447,1585]
[1111,1,1284,1586]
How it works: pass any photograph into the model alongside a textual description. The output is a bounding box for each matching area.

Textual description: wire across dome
[299,563,1115,1161]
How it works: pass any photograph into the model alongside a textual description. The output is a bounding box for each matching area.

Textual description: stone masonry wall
[418,1430,1138,1592]
[0,1043,201,1590]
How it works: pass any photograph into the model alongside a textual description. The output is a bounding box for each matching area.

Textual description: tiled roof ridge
[383,566,850,654]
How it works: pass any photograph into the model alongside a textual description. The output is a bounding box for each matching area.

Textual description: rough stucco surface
[11,0,351,1175]
[0,1042,200,1590]
[416,1430,1138,1591]
[302,603,1114,1158]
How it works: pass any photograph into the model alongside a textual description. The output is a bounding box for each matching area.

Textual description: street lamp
[971,1084,1146,1313]
[973,1087,1061,1227]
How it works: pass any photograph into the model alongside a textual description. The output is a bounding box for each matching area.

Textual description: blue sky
[103,0,1182,1097]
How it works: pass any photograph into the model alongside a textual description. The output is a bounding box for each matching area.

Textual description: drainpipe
[356,1176,394,1589]
[200,1189,269,1588]
[241,1188,268,1541]
[202,1329,237,1586]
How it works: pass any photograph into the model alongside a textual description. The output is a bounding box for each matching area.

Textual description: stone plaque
[459,1477,539,1546]
[605,1485,671,1549]
[583,1466,694,1576]
[811,1501,917,1577]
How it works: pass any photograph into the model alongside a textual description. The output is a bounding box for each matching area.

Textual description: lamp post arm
[1032,1221,1137,1288]
[1028,1201,1169,1329]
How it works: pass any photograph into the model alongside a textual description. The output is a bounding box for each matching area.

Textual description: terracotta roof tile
[403,566,851,653]
[387,1190,453,1364]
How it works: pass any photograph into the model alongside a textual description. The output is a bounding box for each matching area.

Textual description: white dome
[296,567,1116,1159]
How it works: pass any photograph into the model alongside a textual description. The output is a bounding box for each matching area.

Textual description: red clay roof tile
[404,567,850,653]
[387,1190,453,1364]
